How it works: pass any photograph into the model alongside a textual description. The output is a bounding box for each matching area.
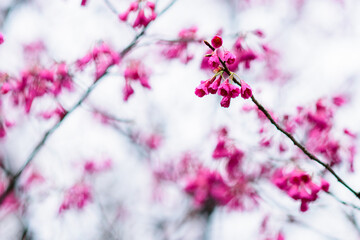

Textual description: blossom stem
[204,40,360,200]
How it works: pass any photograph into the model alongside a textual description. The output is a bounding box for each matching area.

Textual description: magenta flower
[218,79,230,97]
[224,51,236,65]
[59,183,92,213]
[220,96,231,108]
[272,168,329,212]
[240,79,252,99]
[123,81,134,101]
[0,33,4,45]
[119,1,156,29]
[208,54,220,68]
[208,76,221,94]
[218,79,240,98]
[212,139,229,159]
[211,35,223,48]
[194,77,215,97]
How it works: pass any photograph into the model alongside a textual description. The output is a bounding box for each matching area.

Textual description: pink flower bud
[240,80,252,99]
[220,96,231,108]
[123,82,134,101]
[224,51,236,65]
[129,1,139,11]
[211,35,223,48]
[320,179,330,192]
[146,1,156,10]
[300,200,309,212]
[118,11,129,21]
[208,76,221,94]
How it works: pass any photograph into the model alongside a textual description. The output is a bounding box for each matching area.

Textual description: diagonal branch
[204,40,360,200]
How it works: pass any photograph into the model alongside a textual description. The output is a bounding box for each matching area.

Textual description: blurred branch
[345,211,360,237]
[327,191,360,211]
[0,0,25,28]
[204,40,360,201]
[0,0,178,206]
[103,0,119,15]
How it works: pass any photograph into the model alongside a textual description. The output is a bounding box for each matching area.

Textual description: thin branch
[0,0,25,28]
[327,192,360,211]
[103,0,119,15]
[204,40,360,200]
[0,0,178,206]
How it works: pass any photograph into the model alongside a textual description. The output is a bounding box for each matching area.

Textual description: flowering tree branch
[204,39,360,201]
[0,0,178,206]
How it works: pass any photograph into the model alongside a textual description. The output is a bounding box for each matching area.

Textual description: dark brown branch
[204,40,360,200]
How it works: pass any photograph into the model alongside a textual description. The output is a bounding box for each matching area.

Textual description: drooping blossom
[161,26,199,63]
[118,0,156,29]
[240,79,252,99]
[272,168,329,212]
[122,60,151,101]
[184,168,232,208]
[59,183,92,213]
[76,42,120,81]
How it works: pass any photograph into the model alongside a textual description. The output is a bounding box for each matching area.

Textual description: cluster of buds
[58,183,92,214]
[123,60,151,101]
[161,26,200,64]
[184,168,232,208]
[212,127,244,178]
[1,63,73,113]
[207,35,236,69]
[272,168,329,212]
[195,36,253,108]
[76,42,120,81]
[118,0,156,28]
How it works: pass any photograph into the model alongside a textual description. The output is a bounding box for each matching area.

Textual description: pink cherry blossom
[211,35,223,48]
[240,79,252,99]
[59,183,92,213]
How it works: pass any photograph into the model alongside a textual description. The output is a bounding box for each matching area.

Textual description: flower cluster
[76,42,120,81]
[184,168,232,208]
[195,36,253,108]
[1,63,73,113]
[118,0,156,28]
[161,26,200,64]
[207,35,236,70]
[123,60,151,101]
[59,183,92,213]
[195,73,252,108]
[212,127,244,178]
[272,168,329,212]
